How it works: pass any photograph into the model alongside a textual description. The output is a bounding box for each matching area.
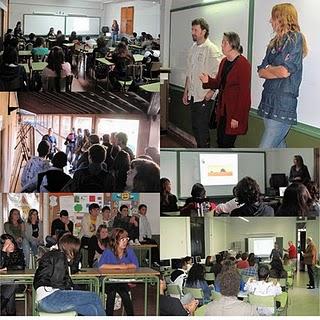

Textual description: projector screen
[248,237,276,257]
[200,153,238,186]
[24,15,65,35]
[66,17,100,35]
[178,151,265,198]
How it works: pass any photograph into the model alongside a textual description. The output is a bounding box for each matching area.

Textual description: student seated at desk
[98,228,139,316]
[4,209,25,249]
[141,34,153,51]
[142,47,160,78]
[3,28,14,48]
[0,234,25,316]
[160,177,179,212]
[69,31,77,43]
[26,33,36,50]
[34,234,105,316]
[269,257,287,279]
[306,181,320,217]
[108,42,135,91]
[85,36,97,49]
[230,177,274,217]
[31,37,49,61]
[244,264,282,316]
[88,224,109,268]
[276,182,311,217]
[41,46,72,91]
[130,32,139,45]
[0,46,27,91]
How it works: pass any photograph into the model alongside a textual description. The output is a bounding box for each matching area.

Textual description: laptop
[279,187,287,197]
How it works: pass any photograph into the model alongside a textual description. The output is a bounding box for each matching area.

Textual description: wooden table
[100,267,159,316]
[31,62,48,72]
[133,54,144,63]
[140,82,160,93]
[18,50,32,56]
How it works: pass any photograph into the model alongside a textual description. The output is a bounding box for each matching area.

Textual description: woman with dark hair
[126,158,160,192]
[306,181,320,217]
[0,46,27,91]
[88,224,109,267]
[185,263,214,304]
[34,234,105,315]
[14,21,22,37]
[241,253,258,279]
[31,37,49,60]
[4,209,25,248]
[160,177,178,212]
[47,27,56,39]
[111,19,119,44]
[270,256,287,279]
[22,209,43,267]
[0,234,25,315]
[41,46,72,91]
[200,32,251,148]
[230,177,274,216]
[69,31,77,43]
[289,155,311,185]
[99,228,139,316]
[277,182,311,216]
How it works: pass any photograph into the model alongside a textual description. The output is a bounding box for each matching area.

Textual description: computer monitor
[195,256,201,263]
[159,259,171,268]
[270,173,287,189]
[171,258,182,269]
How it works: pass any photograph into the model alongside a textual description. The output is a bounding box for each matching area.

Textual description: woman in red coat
[200,32,251,148]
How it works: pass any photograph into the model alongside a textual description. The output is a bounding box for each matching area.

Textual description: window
[47,115,53,129]
[97,118,139,155]
[60,116,71,138]
[53,115,60,134]
[73,117,92,133]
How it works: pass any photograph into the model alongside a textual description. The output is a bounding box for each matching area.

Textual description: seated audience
[31,37,49,61]
[241,253,258,278]
[51,210,74,239]
[4,209,25,248]
[244,264,282,316]
[170,257,189,292]
[237,253,249,269]
[101,206,115,231]
[47,27,56,39]
[88,224,109,267]
[306,181,320,217]
[211,254,223,278]
[205,266,258,316]
[231,177,274,216]
[270,257,287,279]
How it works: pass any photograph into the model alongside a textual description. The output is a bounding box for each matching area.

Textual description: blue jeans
[38,290,105,316]
[259,118,291,148]
[112,33,118,44]
[22,238,39,268]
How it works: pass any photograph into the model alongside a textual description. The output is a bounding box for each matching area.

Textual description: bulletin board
[48,193,140,237]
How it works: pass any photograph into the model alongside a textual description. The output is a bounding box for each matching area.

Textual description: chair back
[248,293,275,309]
[204,272,215,282]
[166,284,182,298]
[211,290,222,301]
[183,287,204,300]
[194,304,207,316]
[204,266,212,273]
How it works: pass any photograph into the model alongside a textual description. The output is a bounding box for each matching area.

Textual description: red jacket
[203,55,251,135]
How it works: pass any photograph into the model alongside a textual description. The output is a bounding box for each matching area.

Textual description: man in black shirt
[51,210,74,238]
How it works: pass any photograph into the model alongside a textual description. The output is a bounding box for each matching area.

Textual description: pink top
[42,62,72,78]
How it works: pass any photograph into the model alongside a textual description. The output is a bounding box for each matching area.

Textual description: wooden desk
[63,43,75,48]
[96,57,114,66]
[18,50,32,56]
[133,54,144,63]
[140,82,160,93]
[100,267,159,316]
[31,62,48,72]
[131,244,158,267]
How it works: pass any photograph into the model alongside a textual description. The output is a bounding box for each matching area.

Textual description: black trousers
[190,100,211,148]
[307,264,315,287]
[217,116,237,148]
[106,284,134,316]
[0,284,18,316]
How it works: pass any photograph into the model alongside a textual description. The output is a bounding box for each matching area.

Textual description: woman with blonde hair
[258,3,308,148]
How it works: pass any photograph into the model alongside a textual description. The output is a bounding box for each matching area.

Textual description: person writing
[257,3,308,148]
[200,32,251,148]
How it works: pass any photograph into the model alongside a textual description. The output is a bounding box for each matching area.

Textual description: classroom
[160,0,320,148]
[161,148,320,217]
[0,92,160,193]
[0,191,160,316]
[159,216,320,316]
[0,0,160,93]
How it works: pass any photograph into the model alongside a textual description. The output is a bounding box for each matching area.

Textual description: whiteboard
[252,0,320,128]
[169,0,249,88]
[24,15,65,35]
[66,17,100,35]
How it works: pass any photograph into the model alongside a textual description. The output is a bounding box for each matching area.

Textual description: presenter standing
[182,18,222,148]
[257,3,308,148]
[289,155,311,185]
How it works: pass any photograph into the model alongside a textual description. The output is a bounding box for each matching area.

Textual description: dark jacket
[0,249,25,270]
[230,202,274,217]
[289,165,311,185]
[0,64,27,91]
[202,55,251,135]
[112,150,130,192]
[33,250,73,290]
[37,168,71,192]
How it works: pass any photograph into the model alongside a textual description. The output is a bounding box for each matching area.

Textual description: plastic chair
[16,289,28,316]
[275,292,288,316]
[194,304,207,316]
[211,290,222,301]
[166,284,183,299]
[204,272,215,282]
[248,294,276,315]
[183,287,204,300]
[204,266,212,273]
[144,61,161,83]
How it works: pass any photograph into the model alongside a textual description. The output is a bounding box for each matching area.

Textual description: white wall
[9,0,103,31]
[306,219,320,253]
[160,217,191,259]
[103,0,160,37]
[0,0,7,10]
[266,148,314,187]
[139,193,160,235]
[205,215,227,257]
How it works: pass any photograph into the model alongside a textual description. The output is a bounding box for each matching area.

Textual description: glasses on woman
[119,237,129,242]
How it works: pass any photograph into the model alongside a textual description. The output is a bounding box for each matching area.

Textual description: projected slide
[248,237,275,257]
[199,153,238,186]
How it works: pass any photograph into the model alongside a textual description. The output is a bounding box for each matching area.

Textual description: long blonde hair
[269,3,308,57]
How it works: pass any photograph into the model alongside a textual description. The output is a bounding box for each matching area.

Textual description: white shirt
[139,214,152,241]
[186,38,223,103]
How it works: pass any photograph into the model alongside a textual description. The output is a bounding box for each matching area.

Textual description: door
[190,217,205,259]
[297,223,307,271]
[120,6,134,35]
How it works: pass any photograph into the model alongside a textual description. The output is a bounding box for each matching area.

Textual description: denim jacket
[257,32,303,124]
